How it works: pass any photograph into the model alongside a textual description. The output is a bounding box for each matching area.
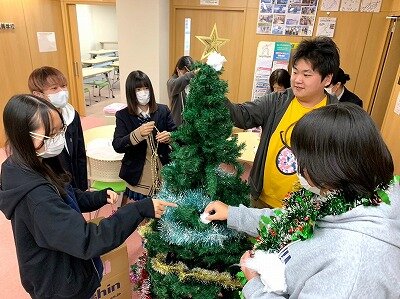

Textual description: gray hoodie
[228,183,400,298]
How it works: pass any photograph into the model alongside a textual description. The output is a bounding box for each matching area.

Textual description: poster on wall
[320,0,340,11]
[340,0,361,11]
[251,41,292,100]
[316,17,337,37]
[256,0,319,36]
[360,0,382,12]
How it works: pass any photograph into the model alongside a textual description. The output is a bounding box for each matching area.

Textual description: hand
[156,131,171,143]
[139,121,155,137]
[152,199,178,218]
[240,250,259,281]
[204,200,229,221]
[106,190,118,204]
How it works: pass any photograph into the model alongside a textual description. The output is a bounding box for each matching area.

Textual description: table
[82,56,119,67]
[82,67,114,79]
[89,49,118,58]
[86,137,123,161]
[83,125,116,147]
[82,67,115,98]
[235,132,260,163]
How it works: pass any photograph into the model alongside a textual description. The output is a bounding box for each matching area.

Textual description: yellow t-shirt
[259,97,327,208]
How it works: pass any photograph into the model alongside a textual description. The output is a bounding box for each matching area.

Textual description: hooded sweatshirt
[0,157,155,299]
[228,183,400,298]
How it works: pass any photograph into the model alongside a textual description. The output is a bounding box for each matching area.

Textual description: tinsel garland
[255,178,398,253]
[150,253,242,290]
[130,251,151,299]
[156,186,242,247]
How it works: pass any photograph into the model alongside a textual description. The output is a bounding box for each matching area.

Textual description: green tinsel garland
[255,177,399,252]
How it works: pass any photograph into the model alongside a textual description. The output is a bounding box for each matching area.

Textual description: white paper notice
[320,0,340,11]
[394,91,400,116]
[37,32,57,52]
[316,17,337,38]
[340,0,361,11]
[184,18,191,56]
[200,0,219,5]
[360,0,382,12]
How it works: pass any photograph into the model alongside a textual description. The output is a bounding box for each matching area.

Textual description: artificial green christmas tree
[134,52,251,298]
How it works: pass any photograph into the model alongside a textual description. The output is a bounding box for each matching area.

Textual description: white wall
[76,5,118,60]
[116,0,169,105]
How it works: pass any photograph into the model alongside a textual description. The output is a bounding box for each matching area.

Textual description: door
[369,18,400,128]
[0,0,33,146]
[171,6,246,102]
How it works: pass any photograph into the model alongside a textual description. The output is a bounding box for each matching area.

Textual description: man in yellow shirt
[226,36,339,208]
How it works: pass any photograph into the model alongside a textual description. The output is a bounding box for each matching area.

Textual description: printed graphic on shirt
[276,130,297,175]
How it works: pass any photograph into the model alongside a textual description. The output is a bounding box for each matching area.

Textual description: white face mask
[48,90,69,108]
[31,128,66,158]
[297,172,321,195]
[136,90,150,105]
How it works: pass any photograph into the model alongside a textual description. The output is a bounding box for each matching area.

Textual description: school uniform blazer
[340,87,363,107]
[59,111,88,191]
[112,104,176,186]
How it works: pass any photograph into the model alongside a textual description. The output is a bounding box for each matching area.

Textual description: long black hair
[172,56,194,76]
[125,70,157,115]
[291,103,393,201]
[3,94,70,196]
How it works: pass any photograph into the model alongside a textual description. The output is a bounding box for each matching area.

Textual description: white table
[89,49,118,58]
[86,138,123,161]
[82,56,119,67]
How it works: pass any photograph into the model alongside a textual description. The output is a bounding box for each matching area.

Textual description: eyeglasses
[30,125,67,145]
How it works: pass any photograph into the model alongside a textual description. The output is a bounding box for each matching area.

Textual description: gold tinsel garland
[137,219,154,238]
[151,253,241,290]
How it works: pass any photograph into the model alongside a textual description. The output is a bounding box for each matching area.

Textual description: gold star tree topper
[196,24,230,60]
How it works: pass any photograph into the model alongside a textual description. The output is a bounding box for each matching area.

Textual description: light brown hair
[28,66,68,93]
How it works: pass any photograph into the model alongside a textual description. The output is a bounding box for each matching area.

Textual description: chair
[83,85,92,106]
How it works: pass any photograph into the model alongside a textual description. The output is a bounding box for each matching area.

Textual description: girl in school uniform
[113,70,176,204]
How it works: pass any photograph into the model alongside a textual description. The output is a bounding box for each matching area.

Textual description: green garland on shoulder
[255,178,398,253]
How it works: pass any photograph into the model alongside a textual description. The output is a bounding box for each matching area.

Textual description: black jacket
[340,87,363,107]
[0,157,155,299]
[112,104,176,186]
[59,110,88,191]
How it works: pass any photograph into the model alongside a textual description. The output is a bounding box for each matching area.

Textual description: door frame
[60,0,116,116]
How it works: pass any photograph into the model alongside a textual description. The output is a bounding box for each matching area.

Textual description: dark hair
[173,56,194,76]
[28,66,67,93]
[292,36,340,81]
[331,67,350,85]
[125,70,157,115]
[269,69,291,91]
[291,103,393,201]
[3,94,70,196]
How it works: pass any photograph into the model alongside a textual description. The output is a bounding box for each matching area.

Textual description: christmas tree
[133,52,251,298]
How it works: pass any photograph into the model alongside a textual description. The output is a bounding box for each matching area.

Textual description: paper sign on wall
[394,91,400,116]
[320,0,340,11]
[256,0,319,37]
[200,0,219,5]
[184,18,191,56]
[37,32,57,53]
[316,17,337,37]
[251,41,291,100]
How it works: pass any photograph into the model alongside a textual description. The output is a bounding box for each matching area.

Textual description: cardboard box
[93,271,132,299]
[89,218,132,299]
